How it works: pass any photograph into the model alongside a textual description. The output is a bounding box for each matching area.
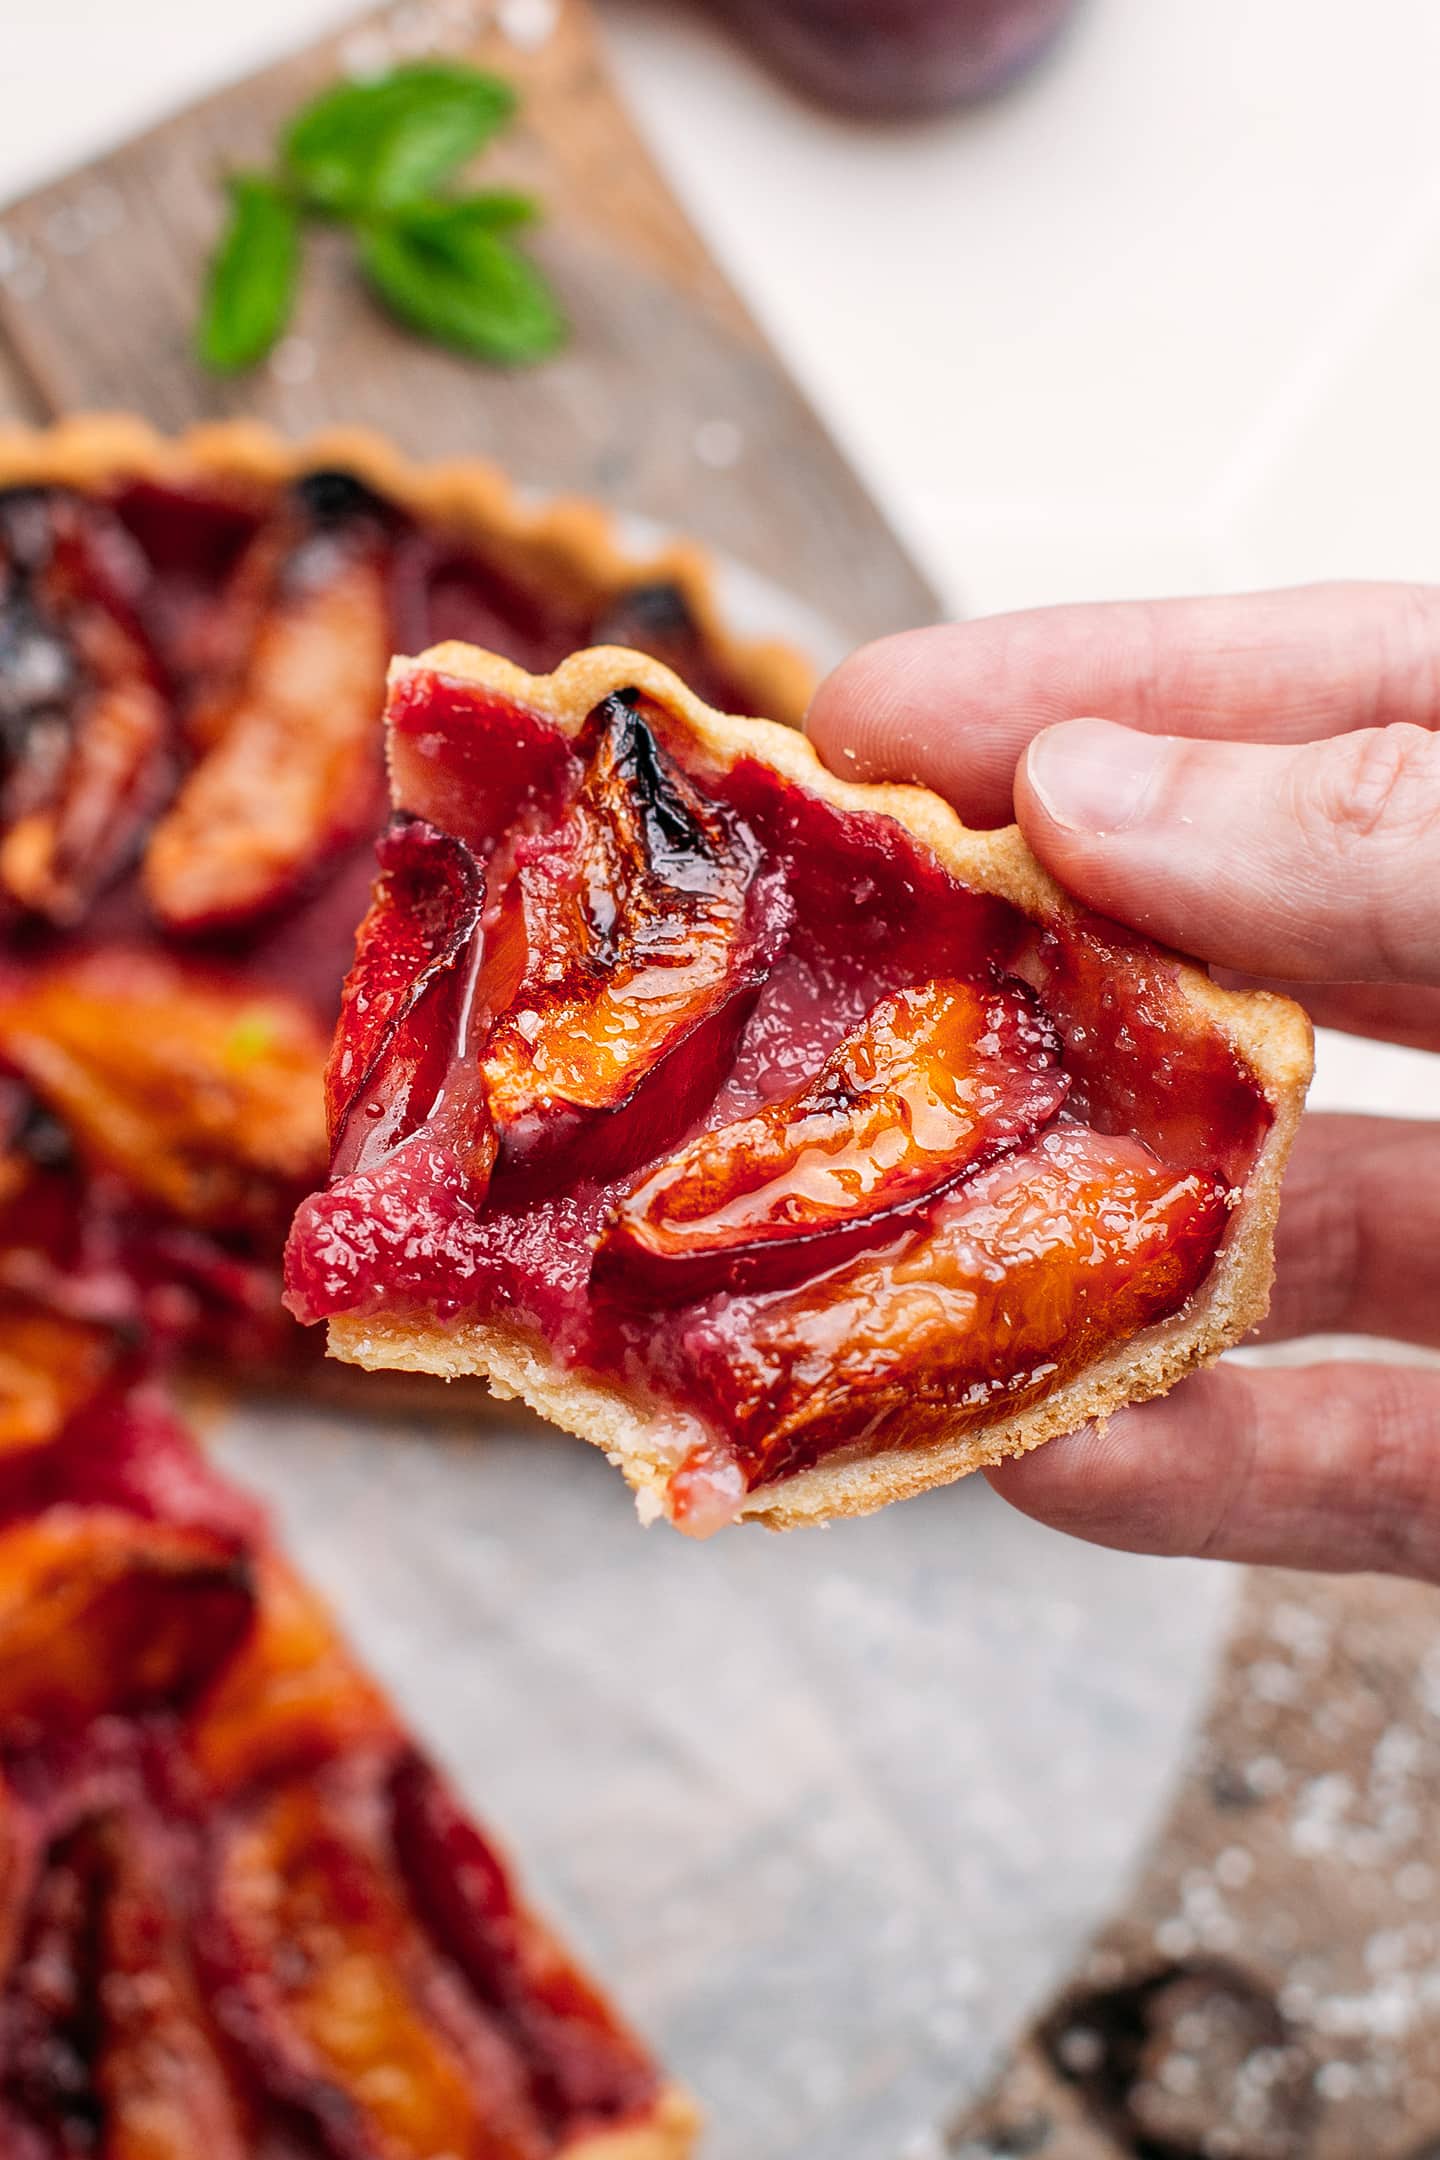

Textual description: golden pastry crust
[0,412,812,727]
[327,642,1314,1531]
[568,2088,702,2159]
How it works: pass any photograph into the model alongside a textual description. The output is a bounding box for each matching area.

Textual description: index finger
[806,583,1440,827]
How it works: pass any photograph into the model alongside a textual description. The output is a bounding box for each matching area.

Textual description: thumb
[1017,718,1440,983]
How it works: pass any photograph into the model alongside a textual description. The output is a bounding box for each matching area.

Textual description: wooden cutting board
[0,0,939,651]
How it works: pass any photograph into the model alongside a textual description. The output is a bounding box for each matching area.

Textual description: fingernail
[1026,719,1172,835]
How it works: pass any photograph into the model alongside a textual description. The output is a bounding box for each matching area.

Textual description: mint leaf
[360,212,564,365]
[285,63,516,215]
[398,188,539,237]
[196,175,300,374]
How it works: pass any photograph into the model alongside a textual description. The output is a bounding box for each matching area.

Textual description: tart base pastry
[289,644,1313,1534]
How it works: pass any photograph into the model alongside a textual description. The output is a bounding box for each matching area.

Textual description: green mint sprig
[196,61,564,374]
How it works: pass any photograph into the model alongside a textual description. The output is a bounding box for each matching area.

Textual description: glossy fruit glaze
[0,1370,670,2155]
[286,666,1274,1530]
[0,464,761,1404]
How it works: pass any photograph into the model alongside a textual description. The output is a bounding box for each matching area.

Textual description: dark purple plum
[699,0,1081,117]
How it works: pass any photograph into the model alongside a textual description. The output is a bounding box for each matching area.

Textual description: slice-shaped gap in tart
[0,1375,696,2157]
[287,644,1312,1536]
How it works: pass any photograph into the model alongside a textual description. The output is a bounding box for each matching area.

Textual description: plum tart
[285,644,1313,1535]
[0,418,803,1406]
[0,1370,696,2155]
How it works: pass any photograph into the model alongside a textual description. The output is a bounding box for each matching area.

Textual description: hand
[808,584,1440,1580]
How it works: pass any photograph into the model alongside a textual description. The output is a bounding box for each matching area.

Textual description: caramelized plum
[0,950,328,1231]
[95,1824,254,2160]
[0,1305,118,1460]
[391,1755,662,2136]
[0,1510,252,1737]
[671,1125,1230,1528]
[0,488,171,926]
[188,1553,395,1796]
[143,476,394,931]
[478,693,779,1178]
[602,974,1068,1299]
[1,1815,252,2160]
[205,1774,550,2159]
[327,816,488,1180]
[1,1818,112,2149]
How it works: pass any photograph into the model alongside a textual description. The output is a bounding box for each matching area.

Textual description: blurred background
[7,1,1440,614]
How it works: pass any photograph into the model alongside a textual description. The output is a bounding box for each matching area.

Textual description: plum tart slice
[286,644,1312,1534]
[0,1372,696,2156]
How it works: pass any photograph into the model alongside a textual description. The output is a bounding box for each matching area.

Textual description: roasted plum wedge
[206,1770,555,2160]
[327,691,783,1199]
[0,1509,252,1739]
[477,692,780,1180]
[669,1126,1230,1530]
[1,1812,256,2160]
[0,949,329,1233]
[328,815,488,1180]
[293,645,1311,1534]
[143,474,396,933]
[0,487,171,926]
[0,1380,695,2156]
[601,973,1069,1300]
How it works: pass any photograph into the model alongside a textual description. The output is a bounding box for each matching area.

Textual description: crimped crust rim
[0,413,812,727]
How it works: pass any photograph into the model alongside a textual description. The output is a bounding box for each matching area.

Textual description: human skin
[806,585,1440,1581]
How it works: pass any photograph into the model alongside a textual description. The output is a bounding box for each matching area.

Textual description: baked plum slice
[0,949,329,1232]
[203,1768,555,2160]
[391,1754,665,2138]
[328,816,488,1181]
[329,690,782,1198]
[0,487,171,926]
[186,1551,395,1797]
[601,973,1068,1299]
[0,1814,253,2160]
[143,471,396,932]
[669,1125,1230,1530]
[477,692,781,1181]
[0,1508,252,1737]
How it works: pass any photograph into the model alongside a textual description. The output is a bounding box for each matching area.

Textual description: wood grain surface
[0,0,940,649]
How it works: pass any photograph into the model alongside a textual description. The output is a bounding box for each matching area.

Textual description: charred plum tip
[289,467,395,530]
[584,691,756,888]
[594,581,697,642]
